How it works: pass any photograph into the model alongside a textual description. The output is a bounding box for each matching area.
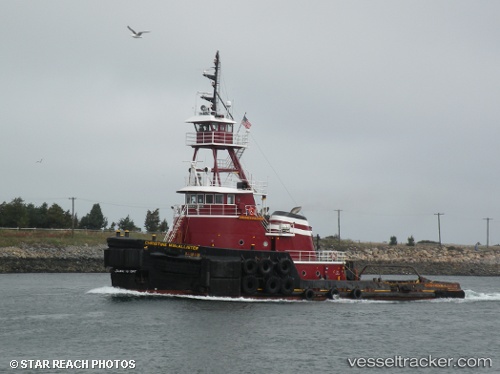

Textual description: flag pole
[236,112,246,134]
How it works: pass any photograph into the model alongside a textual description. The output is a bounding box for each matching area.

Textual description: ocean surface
[1,274,498,373]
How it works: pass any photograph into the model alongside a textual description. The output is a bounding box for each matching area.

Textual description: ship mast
[201,51,220,115]
[186,51,249,188]
[202,51,233,120]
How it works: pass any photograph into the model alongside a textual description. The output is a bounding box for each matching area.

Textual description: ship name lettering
[145,241,167,247]
[168,243,199,251]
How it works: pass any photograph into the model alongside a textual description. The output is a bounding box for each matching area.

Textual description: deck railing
[172,204,240,217]
[186,132,249,147]
[183,176,268,195]
[289,250,347,263]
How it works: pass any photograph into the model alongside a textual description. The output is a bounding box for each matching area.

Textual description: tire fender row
[241,257,295,296]
[302,287,341,301]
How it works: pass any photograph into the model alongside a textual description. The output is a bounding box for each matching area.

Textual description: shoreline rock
[0,243,499,275]
[343,244,500,276]
[0,245,106,273]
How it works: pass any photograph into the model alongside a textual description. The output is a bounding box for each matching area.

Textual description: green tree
[38,203,49,228]
[0,201,6,227]
[407,235,415,247]
[118,215,139,231]
[159,218,169,233]
[46,203,72,228]
[79,204,107,230]
[26,202,49,228]
[72,213,79,229]
[389,236,398,245]
[144,209,160,232]
[0,197,29,227]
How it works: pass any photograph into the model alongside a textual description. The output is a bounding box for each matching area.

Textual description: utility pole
[434,213,444,246]
[69,197,77,236]
[334,209,342,243]
[483,217,493,248]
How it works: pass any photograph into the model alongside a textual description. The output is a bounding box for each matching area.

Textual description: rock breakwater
[0,244,106,273]
[342,244,500,276]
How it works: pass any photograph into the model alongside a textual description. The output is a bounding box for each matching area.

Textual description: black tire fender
[242,258,257,275]
[241,275,259,295]
[277,258,292,276]
[304,288,315,301]
[259,258,273,276]
[351,288,362,299]
[328,288,339,299]
[264,276,281,294]
[280,276,295,296]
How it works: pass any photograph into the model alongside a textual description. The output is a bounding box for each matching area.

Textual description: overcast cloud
[2,1,500,245]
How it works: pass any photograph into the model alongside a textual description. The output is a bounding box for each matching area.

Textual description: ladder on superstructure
[164,205,187,242]
[224,147,245,169]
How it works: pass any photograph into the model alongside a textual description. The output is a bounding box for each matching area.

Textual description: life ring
[248,206,256,216]
[351,288,362,299]
[242,258,257,275]
[280,276,294,295]
[304,288,315,301]
[241,275,259,295]
[264,276,281,294]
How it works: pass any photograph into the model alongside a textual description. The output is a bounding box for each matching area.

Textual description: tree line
[0,197,169,233]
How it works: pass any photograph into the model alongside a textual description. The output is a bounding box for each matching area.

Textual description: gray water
[0,274,498,373]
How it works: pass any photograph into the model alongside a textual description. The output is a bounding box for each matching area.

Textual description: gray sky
[2,1,500,245]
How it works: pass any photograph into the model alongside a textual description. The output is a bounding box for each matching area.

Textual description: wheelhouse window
[195,124,211,132]
[186,194,205,204]
[215,194,223,204]
[205,194,214,204]
[227,194,235,204]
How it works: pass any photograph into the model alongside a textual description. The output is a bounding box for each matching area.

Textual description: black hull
[104,238,465,301]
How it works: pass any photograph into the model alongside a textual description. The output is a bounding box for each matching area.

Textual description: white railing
[186,132,249,147]
[249,180,268,195]
[172,204,239,217]
[289,250,347,263]
[183,176,268,195]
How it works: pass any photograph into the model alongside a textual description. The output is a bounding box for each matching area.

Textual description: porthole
[263,241,269,247]
[301,270,307,277]
[315,271,321,278]
[239,239,244,246]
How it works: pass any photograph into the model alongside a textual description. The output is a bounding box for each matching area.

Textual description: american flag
[241,114,252,129]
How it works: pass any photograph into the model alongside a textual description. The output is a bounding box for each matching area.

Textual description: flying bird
[127,26,150,38]
[36,158,43,163]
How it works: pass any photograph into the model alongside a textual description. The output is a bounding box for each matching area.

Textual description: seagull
[36,158,43,163]
[127,26,150,38]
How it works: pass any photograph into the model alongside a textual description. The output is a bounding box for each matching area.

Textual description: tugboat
[104,52,465,301]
